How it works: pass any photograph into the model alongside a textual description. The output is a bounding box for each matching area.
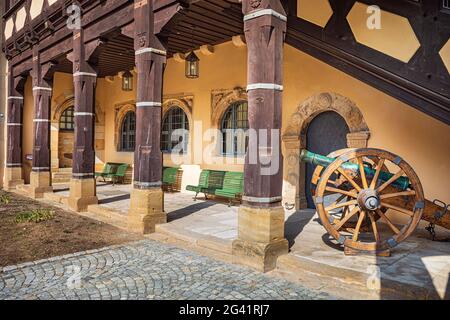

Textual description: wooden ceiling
[166,0,243,56]
[53,0,244,78]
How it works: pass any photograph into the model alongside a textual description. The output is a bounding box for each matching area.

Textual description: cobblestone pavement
[0,240,334,300]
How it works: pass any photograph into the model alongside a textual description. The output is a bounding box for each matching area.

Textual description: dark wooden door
[305,111,350,208]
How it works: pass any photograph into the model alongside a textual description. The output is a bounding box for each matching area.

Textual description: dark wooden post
[4,66,26,190]
[68,27,98,212]
[232,0,288,272]
[128,0,167,233]
[28,48,54,198]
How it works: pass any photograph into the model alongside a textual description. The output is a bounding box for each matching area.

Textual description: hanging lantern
[122,70,133,91]
[185,51,199,79]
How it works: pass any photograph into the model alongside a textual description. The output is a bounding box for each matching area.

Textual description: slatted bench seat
[214,171,244,206]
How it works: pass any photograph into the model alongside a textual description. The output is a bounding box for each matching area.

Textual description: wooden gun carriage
[300,148,449,256]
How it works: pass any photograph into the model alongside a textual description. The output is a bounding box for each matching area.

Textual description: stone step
[52,171,72,183]
[86,204,128,230]
[155,224,232,254]
[43,192,69,205]
[275,253,437,300]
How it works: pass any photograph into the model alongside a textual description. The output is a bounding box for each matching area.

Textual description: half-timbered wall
[0,3,6,188]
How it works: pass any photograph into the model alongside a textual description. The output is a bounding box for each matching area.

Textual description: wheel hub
[357,189,380,211]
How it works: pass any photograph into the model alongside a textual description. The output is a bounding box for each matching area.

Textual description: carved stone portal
[282,92,370,209]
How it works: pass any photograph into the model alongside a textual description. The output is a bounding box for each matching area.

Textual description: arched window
[59,106,75,131]
[221,101,248,155]
[161,106,189,153]
[120,111,136,152]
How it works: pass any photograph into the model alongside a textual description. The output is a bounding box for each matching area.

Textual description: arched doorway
[305,111,350,208]
[282,93,371,210]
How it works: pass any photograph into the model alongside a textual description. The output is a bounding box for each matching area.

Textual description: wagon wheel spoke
[352,211,366,241]
[334,206,360,230]
[325,199,357,212]
[325,186,357,198]
[380,201,414,217]
[380,190,416,199]
[337,167,362,192]
[376,209,400,234]
[369,158,385,190]
[376,169,404,193]
[368,211,380,242]
[357,157,368,189]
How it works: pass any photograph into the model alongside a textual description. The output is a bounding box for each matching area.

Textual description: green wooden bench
[186,170,226,200]
[95,162,128,185]
[95,163,114,182]
[214,171,244,206]
[186,170,210,200]
[162,167,179,192]
[110,163,128,185]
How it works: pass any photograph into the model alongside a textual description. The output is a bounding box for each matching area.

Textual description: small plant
[15,209,55,223]
[0,193,11,205]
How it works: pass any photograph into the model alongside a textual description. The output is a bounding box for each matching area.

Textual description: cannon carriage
[300,148,449,256]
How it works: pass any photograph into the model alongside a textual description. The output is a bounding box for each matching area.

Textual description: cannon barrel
[300,149,410,190]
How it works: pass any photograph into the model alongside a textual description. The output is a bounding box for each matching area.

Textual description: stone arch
[281,92,370,209]
[211,87,248,130]
[114,102,136,152]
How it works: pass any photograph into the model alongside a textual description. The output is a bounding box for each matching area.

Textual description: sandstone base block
[232,205,289,272]
[4,167,24,191]
[68,178,98,212]
[28,171,53,198]
[128,187,166,234]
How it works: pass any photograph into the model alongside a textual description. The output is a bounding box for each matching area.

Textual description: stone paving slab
[0,240,335,300]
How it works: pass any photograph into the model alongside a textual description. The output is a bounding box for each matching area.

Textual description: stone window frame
[120,110,136,152]
[282,92,371,210]
[211,87,248,158]
[114,102,136,153]
[162,94,194,156]
[113,96,194,154]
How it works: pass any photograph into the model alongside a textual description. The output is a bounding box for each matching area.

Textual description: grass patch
[15,209,55,223]
[0,193,11,205]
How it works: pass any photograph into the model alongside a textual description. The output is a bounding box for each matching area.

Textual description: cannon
[300,148,449,256]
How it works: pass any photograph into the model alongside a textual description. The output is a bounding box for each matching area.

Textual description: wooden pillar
[4,66,26,190]
[128,0,167,234]
[68,28,98,212]
[28,48,54,198]
[232,0,288,272]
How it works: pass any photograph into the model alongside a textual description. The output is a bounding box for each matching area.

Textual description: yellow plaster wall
[283,44,450,204]
[98,41,249,174]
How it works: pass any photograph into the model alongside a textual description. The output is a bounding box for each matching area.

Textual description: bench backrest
[222,172,244,192]
[163,167,179,184]
[198,170,210,188]
[115,164,129,177]
[208,170,226,189]
[102,163,114,174]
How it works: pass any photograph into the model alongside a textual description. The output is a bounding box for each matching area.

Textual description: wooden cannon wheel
[315,148,425,254]
[311,148,388,232]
